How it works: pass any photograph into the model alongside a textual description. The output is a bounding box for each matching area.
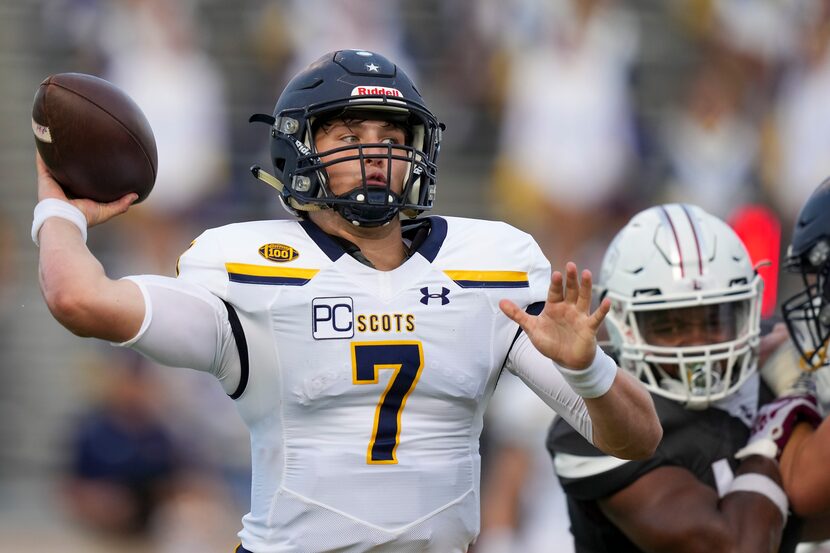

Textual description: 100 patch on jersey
[258,242,299,262]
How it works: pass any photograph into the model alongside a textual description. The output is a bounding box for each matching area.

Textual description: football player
[548,204,804,552]
[32,50,661,553]
[746,178,830,527]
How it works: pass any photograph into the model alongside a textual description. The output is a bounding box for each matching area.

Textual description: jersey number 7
[352,341,424,464]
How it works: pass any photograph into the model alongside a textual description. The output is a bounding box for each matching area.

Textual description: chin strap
[250,165,323,212]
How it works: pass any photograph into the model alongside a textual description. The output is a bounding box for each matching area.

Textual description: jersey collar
[299,216,447,264]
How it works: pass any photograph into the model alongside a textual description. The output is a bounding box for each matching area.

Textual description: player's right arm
[599,456,786,553]
[35,153,144,342]
[36,154,241,393]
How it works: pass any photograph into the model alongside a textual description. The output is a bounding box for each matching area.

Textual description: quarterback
[34,50,661,553]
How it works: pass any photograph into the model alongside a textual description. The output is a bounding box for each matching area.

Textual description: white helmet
[599,204,763,408]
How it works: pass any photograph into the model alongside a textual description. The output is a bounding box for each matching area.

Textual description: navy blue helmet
[782,178,830,369]
[250,50,443,227]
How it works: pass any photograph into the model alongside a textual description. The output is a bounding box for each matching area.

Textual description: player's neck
[309,210,408,271]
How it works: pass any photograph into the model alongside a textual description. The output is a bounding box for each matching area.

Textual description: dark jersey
[547,379,801,553]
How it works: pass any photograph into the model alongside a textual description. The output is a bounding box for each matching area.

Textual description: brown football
[32,73,157,203]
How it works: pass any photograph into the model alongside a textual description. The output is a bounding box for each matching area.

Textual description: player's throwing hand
[36,152,137,228]
[499,262,610,370]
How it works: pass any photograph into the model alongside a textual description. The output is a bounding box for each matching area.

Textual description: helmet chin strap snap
[335,187,402,227]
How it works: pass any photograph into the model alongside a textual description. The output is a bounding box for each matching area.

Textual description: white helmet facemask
[600,204,763,409]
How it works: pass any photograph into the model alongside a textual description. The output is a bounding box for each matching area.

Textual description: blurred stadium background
[2,0,829,551]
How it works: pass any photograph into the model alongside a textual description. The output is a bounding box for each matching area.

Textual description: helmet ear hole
[275,158,286,172]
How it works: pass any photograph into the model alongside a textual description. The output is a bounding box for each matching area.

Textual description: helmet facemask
[283,103,436,227]
[783,238,830,370]
[608,295,761,409]
[266,99,440,227]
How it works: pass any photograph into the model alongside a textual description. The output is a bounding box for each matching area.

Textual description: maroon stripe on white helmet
[659,205,685,278]
[680,204,704,276]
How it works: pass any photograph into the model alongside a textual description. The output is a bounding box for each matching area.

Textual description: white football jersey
[175,215,551,553]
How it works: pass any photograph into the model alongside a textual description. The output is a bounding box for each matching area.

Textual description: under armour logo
[420,287,450,305]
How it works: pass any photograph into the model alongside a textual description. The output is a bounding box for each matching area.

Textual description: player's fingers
[105,193,138,216]
[588,297,611,331]
[500,299,530,328]
[548,271,564,303]
[576,269,593,312]
[35,151,49,176]
[36,151,68,201]
[564,262,579,303]
[86,193,138,226]
[111,192,139,212]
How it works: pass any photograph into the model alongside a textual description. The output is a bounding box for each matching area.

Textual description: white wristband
[32,198,88,246]
[556,345,618,398]
[726,473,788,521]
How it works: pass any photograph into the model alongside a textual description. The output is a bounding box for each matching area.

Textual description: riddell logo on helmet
[293,139,311,156]
[351,86,402,97]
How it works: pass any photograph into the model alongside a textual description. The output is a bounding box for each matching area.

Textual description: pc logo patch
[312,297,354,339]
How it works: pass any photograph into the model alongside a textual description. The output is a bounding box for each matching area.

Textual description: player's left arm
[501,262,661,460]
[581,363,663,460]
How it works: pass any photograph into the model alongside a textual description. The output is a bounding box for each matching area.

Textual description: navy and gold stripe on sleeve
[443,270,529,289]
[225,263,319,286]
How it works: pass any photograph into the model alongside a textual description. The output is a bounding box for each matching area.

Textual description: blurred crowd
[5,0,830,551]
[35,0,830,274]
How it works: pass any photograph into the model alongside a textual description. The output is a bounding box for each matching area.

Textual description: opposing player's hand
[37,152,137,227]
[499,262,610,369]
[736,378,823,461]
